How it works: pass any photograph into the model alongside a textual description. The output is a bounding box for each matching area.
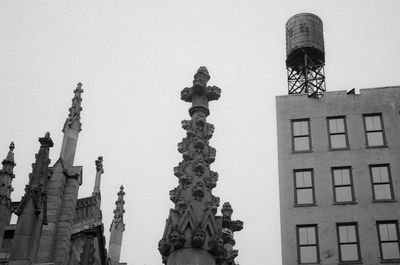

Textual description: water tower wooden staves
[286,13,325,97]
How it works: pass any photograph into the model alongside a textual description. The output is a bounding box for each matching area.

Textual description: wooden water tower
[286,13,325,97]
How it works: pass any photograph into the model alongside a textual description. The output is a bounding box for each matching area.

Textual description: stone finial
[221,202,233,218]
[63,83,83,132]
[1,142,16,174]
[9,142,15,152]
[95,156,104,173]
[193,66,210,88]
[39,132,54,148]
[180,67,221,118]
[93,156,104,196]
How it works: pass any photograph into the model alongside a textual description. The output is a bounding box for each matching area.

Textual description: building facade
[0,83,126,265]
[277,86,400,265]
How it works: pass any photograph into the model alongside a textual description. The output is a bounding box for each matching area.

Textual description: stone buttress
[36,83,84,265]
[159,67,243,265]
[9,133,54,265]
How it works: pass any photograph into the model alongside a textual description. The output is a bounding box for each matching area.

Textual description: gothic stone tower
[159,67,243,265]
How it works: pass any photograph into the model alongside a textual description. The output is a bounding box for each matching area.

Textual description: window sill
[366,145,388,149]
[339,261,362,265]
[334,201,357,205]
[329,147,350,151]
[292,150,313,154]
[294,204,317,208]
[380,259,400,263]
[372,199,396,203]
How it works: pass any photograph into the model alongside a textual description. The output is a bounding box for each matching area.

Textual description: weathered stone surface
[160,67,242,265]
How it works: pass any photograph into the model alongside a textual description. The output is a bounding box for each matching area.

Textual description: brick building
[276,87,400,264]
[0,83,126,265]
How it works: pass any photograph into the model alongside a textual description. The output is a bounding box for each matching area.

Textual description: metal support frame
[287,52,326,97]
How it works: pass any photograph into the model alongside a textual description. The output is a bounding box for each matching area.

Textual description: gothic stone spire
[160,67,242,265]
[60,83,83,168]
[63,82,83,132]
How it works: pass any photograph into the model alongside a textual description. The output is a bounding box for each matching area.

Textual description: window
[297,225,319,264]
[292,119,311,151]
[294,169,315,205]
[370,165,394,201]
[327,116,349,149]
[363,114,386,147]
[377,221,400,260]
[337,223,361,262]
[332,167,355,203]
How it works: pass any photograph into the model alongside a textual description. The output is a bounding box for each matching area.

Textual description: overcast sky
[1,1,400,265]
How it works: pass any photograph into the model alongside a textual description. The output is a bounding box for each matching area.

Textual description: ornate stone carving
[173,161,186,178]
[208,235,227,264]
[158,238,171,260]
[206,146,216,163]
[168,227,186,250]
[206,86,221,101]
[169,187,181,204]
[161,68,243,265]
[204,171,218,191]
[195,113,206,127]
[192,181,205,201]
[205,123,215,140]
[64,83,84,132]
[179,174,193,189]
[95,156,104,173]
[191,227,206,248]
[180,87,193,102]
[193,66,210,90]
[193,161,205,175]
[208,195,220,215]
[222,202,243,232]
[225,250,239,265]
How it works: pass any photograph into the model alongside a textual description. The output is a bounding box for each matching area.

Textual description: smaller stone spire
[0,142,16,205]
[92,156,104,197]
[112,185,125,226]
[63,82,83,133]
[108,185,126,265]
